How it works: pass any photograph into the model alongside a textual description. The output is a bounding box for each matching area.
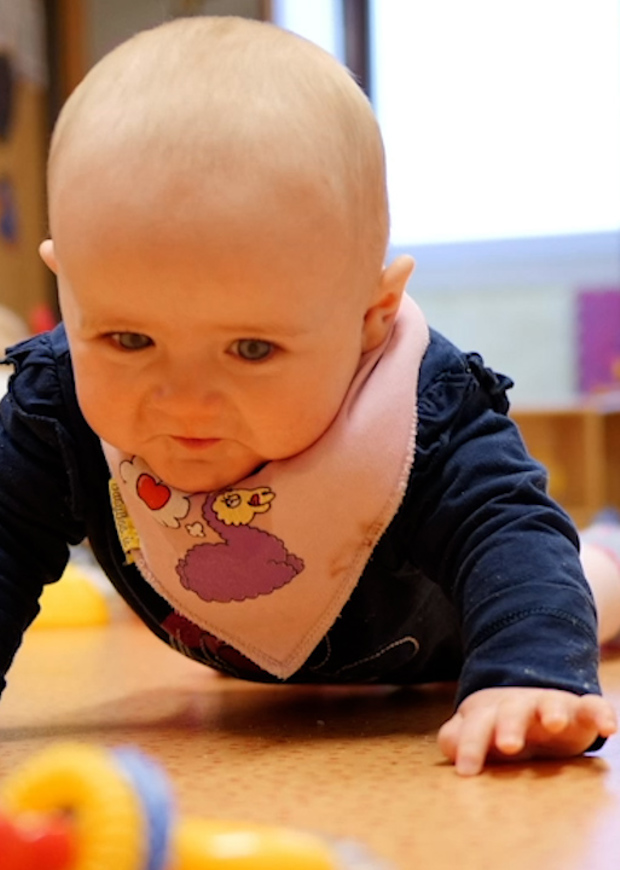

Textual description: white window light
[370,0,620,245]
[270,0,345,62]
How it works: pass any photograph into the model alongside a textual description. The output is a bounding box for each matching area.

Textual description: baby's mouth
[172,436,222,450]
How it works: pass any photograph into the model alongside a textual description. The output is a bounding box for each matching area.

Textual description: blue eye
[232,339,274,361]
[111,332,153,351]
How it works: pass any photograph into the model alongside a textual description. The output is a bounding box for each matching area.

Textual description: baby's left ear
[361,255,414,352]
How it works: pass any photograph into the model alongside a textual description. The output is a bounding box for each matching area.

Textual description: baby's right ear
[39,239,58,274]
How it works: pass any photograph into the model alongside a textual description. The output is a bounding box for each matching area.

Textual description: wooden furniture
[0,71,48,323]
[0,1,86,326]
[511,396,620,527]
[44,0,87,111]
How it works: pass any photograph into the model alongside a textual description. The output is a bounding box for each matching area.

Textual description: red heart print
[137,473,171,511]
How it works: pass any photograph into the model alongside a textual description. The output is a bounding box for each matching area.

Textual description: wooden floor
[2,613,620,869]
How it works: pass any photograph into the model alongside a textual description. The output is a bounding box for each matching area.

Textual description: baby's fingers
[438,689,618,776]
[492,696,538,755]
[535,691,573,734]
[572,694,617,737]
[534,692,617,740]
[439,707,498,777]
[525,692,617,756]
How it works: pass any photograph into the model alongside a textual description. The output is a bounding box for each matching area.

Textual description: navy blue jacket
[0,324,601,708]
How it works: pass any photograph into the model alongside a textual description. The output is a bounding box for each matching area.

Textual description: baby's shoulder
[4,322,70,368]
[417,329,513,423]
[2,324,76,419]
[418,329,470,392]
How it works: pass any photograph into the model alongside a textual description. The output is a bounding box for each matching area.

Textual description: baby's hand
[437,687,617,776]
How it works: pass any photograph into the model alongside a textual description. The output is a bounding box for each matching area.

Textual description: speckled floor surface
[2,614,620,869]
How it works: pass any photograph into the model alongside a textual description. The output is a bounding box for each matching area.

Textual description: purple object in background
[577,288,620,394]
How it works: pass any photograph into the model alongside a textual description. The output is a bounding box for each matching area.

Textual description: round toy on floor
[0,742,390,869]
[32,565,110,630]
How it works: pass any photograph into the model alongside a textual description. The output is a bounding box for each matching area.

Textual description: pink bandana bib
[103,295,429,678]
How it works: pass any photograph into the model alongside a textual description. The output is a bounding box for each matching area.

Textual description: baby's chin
[147,456,268,494]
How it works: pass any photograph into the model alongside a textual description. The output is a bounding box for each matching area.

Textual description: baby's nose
[151,372,226,415]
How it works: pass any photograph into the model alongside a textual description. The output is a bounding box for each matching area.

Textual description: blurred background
[1,0,619,407]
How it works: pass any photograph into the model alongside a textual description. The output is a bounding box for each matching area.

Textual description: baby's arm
[437,686,617,775]
[407,337,613,774]
[0,332,88,694]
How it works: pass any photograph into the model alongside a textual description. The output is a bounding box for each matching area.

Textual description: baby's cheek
[76,379,134,444]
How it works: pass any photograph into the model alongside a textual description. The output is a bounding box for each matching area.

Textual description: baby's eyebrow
[222,322,310,338]
[80,319,147,334]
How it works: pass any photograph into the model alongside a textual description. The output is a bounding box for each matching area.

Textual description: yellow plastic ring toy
[0,742,145,870]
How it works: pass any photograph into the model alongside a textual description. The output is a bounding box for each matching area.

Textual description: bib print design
[177,489,305,603]
[121,457,190,528]
[116,456,305,603]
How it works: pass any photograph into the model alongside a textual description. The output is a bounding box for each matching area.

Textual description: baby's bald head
[48,16,389,292]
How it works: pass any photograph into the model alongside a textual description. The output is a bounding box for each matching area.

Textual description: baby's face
[45,198,376,493]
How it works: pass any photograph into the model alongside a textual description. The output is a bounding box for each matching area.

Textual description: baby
[1,16,618,776]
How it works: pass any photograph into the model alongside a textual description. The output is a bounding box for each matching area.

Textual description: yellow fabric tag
[109,478,141,562]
